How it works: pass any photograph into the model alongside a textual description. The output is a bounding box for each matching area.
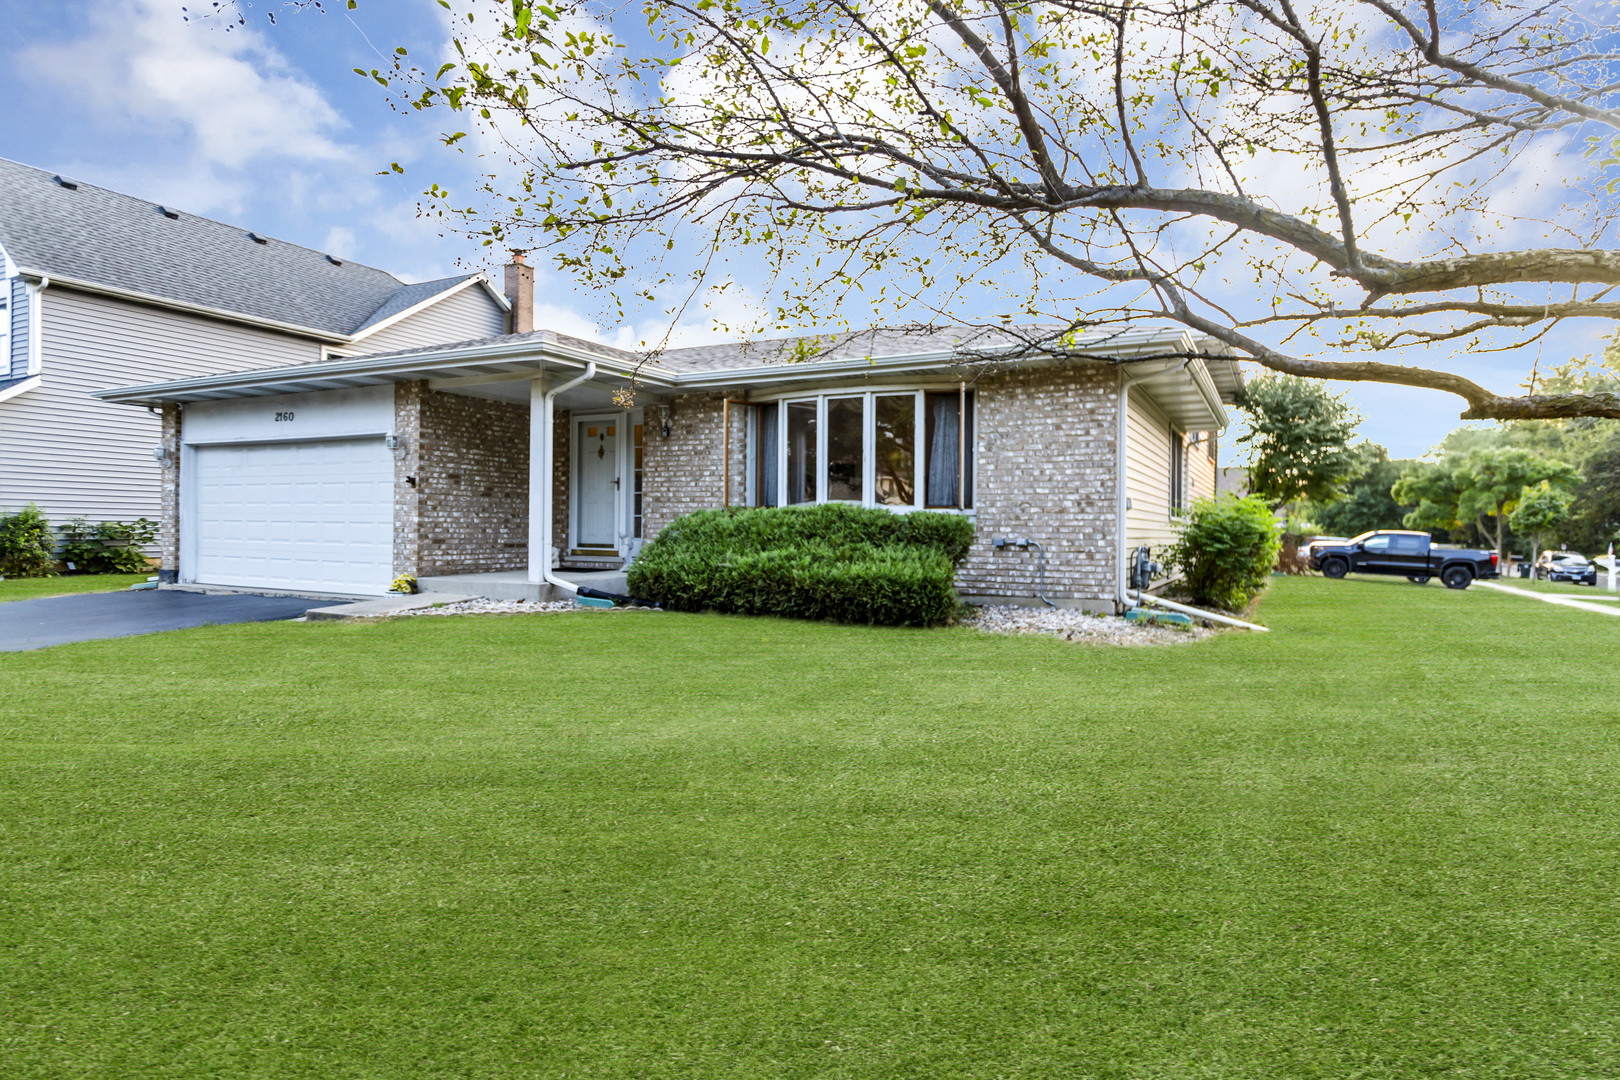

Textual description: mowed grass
[0,573,150,603]
[1,577,1618,1079]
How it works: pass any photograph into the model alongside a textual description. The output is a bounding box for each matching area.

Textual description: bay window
[752,389,973,511]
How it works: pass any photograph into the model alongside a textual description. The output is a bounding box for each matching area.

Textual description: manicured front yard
[0,572,150,603]
[1,576,1617,1078]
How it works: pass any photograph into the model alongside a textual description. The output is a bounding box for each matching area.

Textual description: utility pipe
[538,362,597,595]
[1127,590,1270,631]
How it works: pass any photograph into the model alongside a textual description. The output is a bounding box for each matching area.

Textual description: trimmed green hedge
[626,504,975,626]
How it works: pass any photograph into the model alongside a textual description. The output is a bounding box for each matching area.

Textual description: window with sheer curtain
[752,390,971,511]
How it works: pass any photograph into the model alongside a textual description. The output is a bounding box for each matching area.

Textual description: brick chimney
[504,252,534,334]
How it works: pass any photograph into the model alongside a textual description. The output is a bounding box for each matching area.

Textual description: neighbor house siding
[1124,387,1177,556]
[0,288,320,522]
[351,286,507,356]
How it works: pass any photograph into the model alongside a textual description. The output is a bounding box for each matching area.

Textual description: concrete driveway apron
[0,590,319,652]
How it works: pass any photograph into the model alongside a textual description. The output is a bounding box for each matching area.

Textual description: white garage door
[192,438,393,595]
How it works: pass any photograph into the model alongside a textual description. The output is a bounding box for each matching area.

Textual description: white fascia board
[0,375,42,404]
[478,275,513,312]
[14,268,350,344]
[348,274,504,343]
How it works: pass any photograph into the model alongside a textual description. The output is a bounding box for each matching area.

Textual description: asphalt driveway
[0,590,319,652]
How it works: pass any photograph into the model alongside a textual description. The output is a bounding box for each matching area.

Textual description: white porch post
[529,375,550,583]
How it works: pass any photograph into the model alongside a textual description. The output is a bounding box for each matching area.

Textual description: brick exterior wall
[956,365,1119,608]
[640,392,746,539]
[638,370,1120,608]
[552,409,570,557]
[414,389,529,575]
[158,403,181,582]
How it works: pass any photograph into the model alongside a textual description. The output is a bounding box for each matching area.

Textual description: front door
[576,418,620,550]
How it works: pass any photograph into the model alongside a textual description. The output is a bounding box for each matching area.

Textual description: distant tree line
[1237,336,1620,558]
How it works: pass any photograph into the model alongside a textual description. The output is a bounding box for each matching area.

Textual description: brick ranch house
[95,264,1239,612]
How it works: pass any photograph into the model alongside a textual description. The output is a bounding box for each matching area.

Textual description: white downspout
[535,362,596,595]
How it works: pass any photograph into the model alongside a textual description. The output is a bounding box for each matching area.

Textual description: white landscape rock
[962,604,1213,645]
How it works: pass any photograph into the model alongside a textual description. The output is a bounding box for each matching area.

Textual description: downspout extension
[541,362,597,595]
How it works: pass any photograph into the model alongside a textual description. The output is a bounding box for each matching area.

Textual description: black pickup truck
[1307,530,1500,589]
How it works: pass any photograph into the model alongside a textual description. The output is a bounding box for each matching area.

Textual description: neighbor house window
[759,389,972,512]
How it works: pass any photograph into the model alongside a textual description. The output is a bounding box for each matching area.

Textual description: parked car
[1304,535,1351,559]
[1534,551,1596,584]
[1536,551,1598,585]
[1307,530,1501,589]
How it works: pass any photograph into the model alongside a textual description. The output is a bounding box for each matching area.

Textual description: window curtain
[926,395,959,507]
[759,404,778,507]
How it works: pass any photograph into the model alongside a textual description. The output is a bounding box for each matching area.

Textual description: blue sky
[1,0,1607,458]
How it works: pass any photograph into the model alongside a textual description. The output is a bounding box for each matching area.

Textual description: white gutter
[536,362,597,595]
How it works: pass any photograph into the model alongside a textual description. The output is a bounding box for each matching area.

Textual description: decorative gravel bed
[963,604,1214,645]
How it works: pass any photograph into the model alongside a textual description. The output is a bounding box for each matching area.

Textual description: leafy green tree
[1566,446,1620,554]
[1308,443,1415,537]
[1395,450,1578,559]
[1235,374,1362,511]
[246,0,1620,421]
[1509,481,1574,562]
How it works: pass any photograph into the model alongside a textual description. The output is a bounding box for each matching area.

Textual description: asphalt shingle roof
[0,157,477,337]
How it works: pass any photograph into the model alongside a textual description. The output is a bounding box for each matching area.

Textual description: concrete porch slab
[417,570,630,602]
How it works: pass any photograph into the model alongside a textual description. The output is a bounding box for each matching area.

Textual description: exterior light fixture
[385,433,402,450]
[657,404,672,439]
[151,446,168,462]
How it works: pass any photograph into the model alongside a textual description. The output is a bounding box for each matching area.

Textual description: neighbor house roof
[95,323,1242,430]
[0,157,496,341]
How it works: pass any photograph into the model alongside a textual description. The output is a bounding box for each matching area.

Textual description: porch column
[529,375,549,583]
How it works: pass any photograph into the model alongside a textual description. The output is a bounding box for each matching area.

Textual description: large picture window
[758,389,972,512]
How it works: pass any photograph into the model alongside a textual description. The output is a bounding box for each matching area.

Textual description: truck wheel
[1322,558,1348,579]
[1442,566,1474,590]
[1407,575,1431,584]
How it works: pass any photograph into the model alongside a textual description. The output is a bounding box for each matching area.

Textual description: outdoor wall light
[151,446,168,462]
[657,404,672,439]
[385,433,402,450]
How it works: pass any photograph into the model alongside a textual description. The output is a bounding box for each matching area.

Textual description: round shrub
[1162,493,1281,612]
[0,504,55,579]
[627,504,974,626]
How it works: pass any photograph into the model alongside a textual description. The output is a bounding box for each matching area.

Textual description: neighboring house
[0,157,511,528]
[97,295,1239,610]
[1216,465,1251,496]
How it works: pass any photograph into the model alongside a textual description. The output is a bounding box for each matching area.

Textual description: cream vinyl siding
[350,285,507,356]
[0,289,321,522]
[1124,388,1179,555]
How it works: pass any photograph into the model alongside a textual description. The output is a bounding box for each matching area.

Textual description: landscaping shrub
[0,504,56,578]
[627,503,974,626]
[1162,493,1282,612]
[58,518,158,574]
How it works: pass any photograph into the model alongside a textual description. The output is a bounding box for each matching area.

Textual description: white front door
[576,418,620,550]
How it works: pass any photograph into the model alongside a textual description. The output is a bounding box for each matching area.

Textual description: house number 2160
[274,411,295,422]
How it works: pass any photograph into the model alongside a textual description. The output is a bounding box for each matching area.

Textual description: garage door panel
[192,438,393,595]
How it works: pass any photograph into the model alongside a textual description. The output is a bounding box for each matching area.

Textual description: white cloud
[20,0,352,212]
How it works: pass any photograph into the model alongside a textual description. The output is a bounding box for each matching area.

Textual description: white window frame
[759,387,974,514]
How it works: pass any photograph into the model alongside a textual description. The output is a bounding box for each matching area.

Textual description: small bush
[0,504,56,578]
[1163,493,1282,612]
[58,518,158,574]
[627,503,975,626]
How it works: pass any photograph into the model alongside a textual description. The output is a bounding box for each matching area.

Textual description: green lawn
[1499,575,1620,597]
[2,576,1617,1078]
[0,573,151,602]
